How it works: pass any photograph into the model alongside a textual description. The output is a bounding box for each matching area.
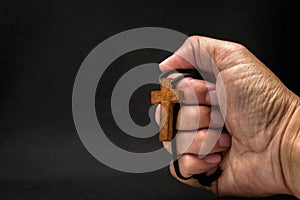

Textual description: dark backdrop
[0,0,297,200]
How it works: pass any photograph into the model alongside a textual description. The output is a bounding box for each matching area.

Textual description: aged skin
[156,36,300,198]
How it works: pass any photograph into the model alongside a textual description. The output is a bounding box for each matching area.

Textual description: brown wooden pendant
[151,78,183,141]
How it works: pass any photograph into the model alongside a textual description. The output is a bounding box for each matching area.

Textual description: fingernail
[219,134,231,147]
[203,154,220,164]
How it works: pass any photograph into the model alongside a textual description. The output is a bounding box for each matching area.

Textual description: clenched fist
[156,36,300,198]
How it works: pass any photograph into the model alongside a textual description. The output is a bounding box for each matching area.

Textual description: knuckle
[228,42,246,52]
[180,155,193,172]
[186,35,201,43]
[197,129,207,142]
[189,79,208,91]
[184,36,201,49]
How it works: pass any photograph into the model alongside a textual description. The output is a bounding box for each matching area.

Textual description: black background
[0,0,297,200]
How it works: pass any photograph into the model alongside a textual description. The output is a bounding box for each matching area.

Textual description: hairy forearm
[281,96,300,198]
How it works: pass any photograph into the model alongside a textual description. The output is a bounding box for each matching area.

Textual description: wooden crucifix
[151,78,183,142]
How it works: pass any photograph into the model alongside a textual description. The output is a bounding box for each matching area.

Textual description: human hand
[156,36,300,198]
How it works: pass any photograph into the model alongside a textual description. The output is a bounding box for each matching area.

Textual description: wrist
[280,96,300,198]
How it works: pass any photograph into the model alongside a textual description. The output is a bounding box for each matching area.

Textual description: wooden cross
[151,78,183,142]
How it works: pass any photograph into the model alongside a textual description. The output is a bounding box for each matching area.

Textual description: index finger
[159,36,247,75]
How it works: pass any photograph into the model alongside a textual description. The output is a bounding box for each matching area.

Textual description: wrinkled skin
[156,36,300,198]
